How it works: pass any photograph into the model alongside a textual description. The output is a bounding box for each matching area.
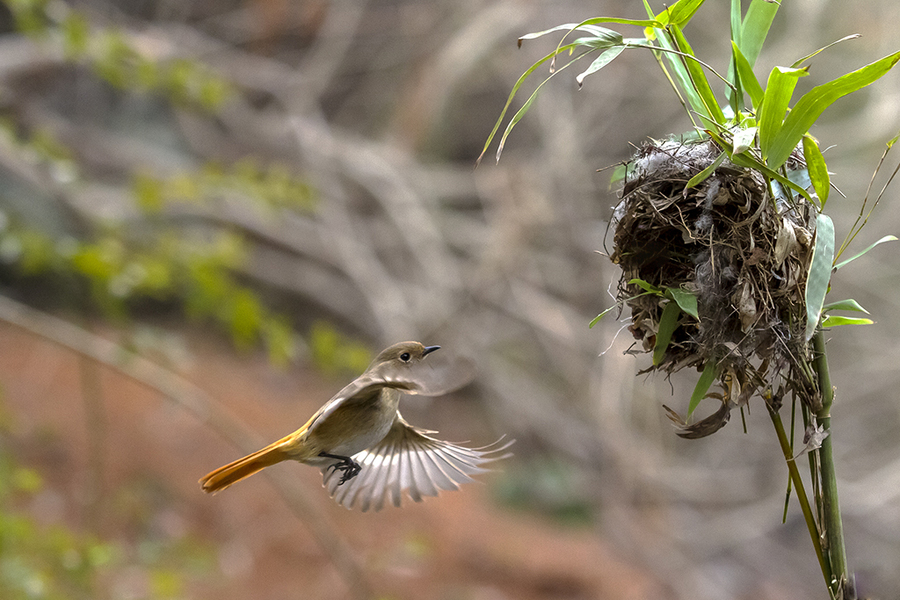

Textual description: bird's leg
[318,452,361,485]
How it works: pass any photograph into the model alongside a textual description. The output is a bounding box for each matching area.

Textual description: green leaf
[729,0,743,51]
[802,135,830,206]
[648,24,705,118]
[685,151,726,189]
[887,129,900,149]
[758,66,809,162]
[833,234,897,270]
[707,128,815,204]
[519,18,660,45]
[653,301,682,366]
[790,34,861,69]
[822,299,869,314]
[669,24,725,124]
[589,304,619,328]
[804,213,835,341]
[738,0,779,67]
[732,126,757,154]
[477,43,583,165]
[661,0,706,28]
[821,315,873,328]
[731,42,764,110]
[688,360,719,419]
[767,50,900,169]
[665,287,699,319]
[705,129,813,204]
[576,45,626,87]
[629,278,661,294]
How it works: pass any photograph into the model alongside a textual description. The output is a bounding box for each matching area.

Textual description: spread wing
[381,354,476,396]
[304,356,476,438]
[320,416,513,512]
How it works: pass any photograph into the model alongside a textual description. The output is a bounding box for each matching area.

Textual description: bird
[199,341,512,511]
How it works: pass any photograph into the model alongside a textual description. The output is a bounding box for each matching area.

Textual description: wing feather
[321,416,512,512]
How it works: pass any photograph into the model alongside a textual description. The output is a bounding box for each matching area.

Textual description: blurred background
[0,0,898,599]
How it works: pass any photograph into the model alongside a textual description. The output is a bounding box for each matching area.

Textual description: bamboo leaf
[790,34,861,69]
[589,304,618,328]
[833,234,897,270]
[729,0,742,50]
[739,0,779,67]
[803,135,830,207]
[731,42,764,110]
[477,43,581,165]
[767,50,900,169]
[519,17,661,46]
[668,0,706,27]
[821,315,873,328]
[669,24,725,124]
[653,301,681,366]
[707,128,815,205]
[629,278,661,294]
[688,360,719,419]
[650,26,705,117]
[805,213,835,341]
[576,45,626,87]
[665,287,699,319]
[645,0,706,34]
[822,299,869,314]
[732,126,757,154]
[685,151,726,189]
[758,66,809,162]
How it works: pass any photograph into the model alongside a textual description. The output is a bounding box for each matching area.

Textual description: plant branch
[628,42,737,91]
[813,330,854,598]
[766,398,831,588]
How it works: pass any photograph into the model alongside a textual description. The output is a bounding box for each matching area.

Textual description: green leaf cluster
[6,0,232,112]
[308,321,373,376]
[133,160,316,215]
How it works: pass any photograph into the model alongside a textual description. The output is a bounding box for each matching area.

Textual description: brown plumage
[199,341,512,511]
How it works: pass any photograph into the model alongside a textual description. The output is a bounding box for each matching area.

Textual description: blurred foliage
[133,161,315,215]
[0,0,341,367]
[494,458,594,527]
[308,321,373,376]
[8,0,231,111]
[0,398,215,600]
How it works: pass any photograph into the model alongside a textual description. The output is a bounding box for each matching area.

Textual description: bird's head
[373,341,440,367]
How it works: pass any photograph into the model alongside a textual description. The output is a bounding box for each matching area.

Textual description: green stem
[813,330,853,598]
[766,401,831,587]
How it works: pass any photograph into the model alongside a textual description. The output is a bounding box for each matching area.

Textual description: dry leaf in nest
[610,138,821,437]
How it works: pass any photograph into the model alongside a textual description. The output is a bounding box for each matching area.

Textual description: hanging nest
[609,138,821,438]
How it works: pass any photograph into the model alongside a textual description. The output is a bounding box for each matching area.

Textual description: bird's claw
[320,453,361,485]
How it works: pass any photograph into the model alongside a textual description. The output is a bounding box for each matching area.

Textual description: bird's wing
[320,416,513,512]
[303,357,476,438]
[300,373,386,438]
[385,354,476,396]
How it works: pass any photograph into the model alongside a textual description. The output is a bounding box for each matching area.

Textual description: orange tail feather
[200,443,289,493]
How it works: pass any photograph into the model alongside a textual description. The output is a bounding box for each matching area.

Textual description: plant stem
[766,400,831,587]
[813,330,853,598]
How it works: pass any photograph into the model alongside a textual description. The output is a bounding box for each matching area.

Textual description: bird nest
[610,139,821,437]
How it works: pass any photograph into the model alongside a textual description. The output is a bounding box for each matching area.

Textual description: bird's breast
[305,389,399,460]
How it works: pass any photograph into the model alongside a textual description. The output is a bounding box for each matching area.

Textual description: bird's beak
[423,345,441,356]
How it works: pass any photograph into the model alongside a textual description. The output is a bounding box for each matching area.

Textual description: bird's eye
[400,352,411,362]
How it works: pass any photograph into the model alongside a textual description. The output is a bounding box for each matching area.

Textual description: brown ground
[0,319,663,600]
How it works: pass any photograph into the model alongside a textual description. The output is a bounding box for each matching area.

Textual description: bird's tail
[199,441,290,493]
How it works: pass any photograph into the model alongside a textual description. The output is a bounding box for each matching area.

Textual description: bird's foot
[319,452,361,485]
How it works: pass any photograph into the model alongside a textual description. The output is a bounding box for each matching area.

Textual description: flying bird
[199,341,512,511]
